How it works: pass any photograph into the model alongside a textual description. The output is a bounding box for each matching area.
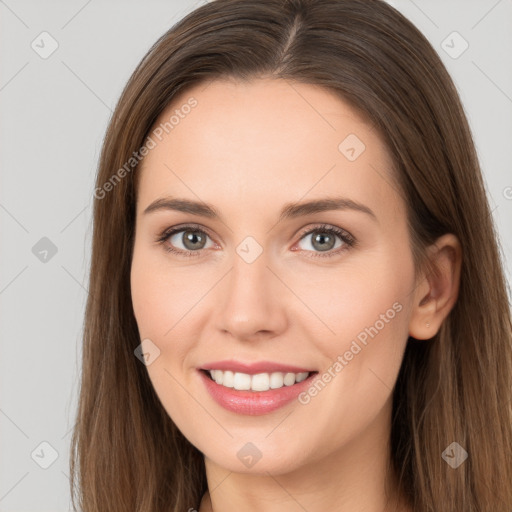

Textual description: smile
[206,369,310,391]
[198,365,319,415]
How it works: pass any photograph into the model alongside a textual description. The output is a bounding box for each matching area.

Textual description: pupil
[313,232,334,251]
[184,231,204,249]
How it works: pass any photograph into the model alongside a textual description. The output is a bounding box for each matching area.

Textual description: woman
[70,0,512,510]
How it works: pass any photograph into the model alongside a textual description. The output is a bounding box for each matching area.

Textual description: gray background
[1,0,511,510]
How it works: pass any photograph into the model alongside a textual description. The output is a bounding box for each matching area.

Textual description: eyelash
[155,223,356,259]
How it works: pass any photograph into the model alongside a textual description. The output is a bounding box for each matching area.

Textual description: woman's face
[130,78,418,475]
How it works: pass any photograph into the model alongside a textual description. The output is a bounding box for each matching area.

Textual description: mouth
[201,368,316,392]
[198,367,319,416]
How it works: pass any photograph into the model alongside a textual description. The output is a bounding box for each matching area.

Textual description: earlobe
[408,233,462,340]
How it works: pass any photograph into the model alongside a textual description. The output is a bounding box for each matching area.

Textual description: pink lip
[200,360,314,375]
[198,369,318,416]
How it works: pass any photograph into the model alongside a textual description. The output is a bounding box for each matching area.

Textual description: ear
[409,233,462,340]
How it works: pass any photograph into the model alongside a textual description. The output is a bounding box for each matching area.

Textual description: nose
[214,249,289,342]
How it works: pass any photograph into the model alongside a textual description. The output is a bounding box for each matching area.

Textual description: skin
[130,78,461,512]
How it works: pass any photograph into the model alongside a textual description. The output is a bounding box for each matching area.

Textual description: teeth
[207,370,310,391]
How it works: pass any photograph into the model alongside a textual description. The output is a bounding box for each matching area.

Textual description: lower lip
[198,370,317,415]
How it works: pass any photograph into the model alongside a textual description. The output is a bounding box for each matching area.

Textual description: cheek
[130,241,204,342]
[130,245,189,396]
[130,243,218,387]
[288,253,414,459]
[130,247,201,430]
[131,250,168,341]
[301,250,413,350]
[304,247,414,410]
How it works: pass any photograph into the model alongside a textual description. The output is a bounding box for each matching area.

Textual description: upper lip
[200,360,315,375]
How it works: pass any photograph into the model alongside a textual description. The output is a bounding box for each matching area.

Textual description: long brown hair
[69,0,512,510]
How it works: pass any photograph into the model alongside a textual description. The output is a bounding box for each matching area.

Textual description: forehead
[136,78,400,222]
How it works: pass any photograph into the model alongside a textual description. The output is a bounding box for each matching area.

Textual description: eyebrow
[143,196,377,223]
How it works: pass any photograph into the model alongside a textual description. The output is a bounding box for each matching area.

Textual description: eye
[293,224,355,258]
[156,224,216,257]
